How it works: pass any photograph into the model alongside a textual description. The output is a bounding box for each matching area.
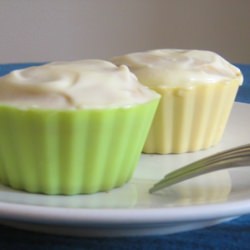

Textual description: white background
[0,0,249,63]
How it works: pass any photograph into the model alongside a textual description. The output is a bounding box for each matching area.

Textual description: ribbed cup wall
[0,99,159,195]
[143,81,240,154]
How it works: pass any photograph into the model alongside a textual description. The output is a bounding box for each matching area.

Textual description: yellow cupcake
[112,49,243,154]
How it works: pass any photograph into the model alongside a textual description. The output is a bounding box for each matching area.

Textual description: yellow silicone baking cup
[143,79,240,154]
[0,99,159,195]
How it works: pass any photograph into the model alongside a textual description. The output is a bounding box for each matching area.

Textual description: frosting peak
[112,49,243,87]
[0,60,159,109]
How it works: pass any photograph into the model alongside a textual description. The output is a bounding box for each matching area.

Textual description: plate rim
[1,197,250,225]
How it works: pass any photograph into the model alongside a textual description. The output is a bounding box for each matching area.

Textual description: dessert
[112,49,243,154]
[0,60,160,194]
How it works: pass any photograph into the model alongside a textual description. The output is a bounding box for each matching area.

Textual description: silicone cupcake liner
[143,80,240,154]
[0,99,159,195]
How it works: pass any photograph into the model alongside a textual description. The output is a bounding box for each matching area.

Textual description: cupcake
[112,49,243,154]
[0,60,160,194]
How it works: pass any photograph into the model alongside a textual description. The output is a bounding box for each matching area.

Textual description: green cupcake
[0,60,160,195]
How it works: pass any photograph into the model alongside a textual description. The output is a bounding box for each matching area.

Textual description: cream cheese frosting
[0,60,159,109]
[112,49,243,87]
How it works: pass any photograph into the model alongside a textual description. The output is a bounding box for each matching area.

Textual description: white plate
[0,102,250,237]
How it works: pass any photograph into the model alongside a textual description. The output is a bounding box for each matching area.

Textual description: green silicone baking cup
[0,99,159,195]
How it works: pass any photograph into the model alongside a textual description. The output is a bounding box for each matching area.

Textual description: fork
[149,144,250,193]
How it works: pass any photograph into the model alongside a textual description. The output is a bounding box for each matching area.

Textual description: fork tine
[149,144,250,193]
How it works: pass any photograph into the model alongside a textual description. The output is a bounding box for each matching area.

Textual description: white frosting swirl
[0,60,159,109]
[112,49,243,87]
